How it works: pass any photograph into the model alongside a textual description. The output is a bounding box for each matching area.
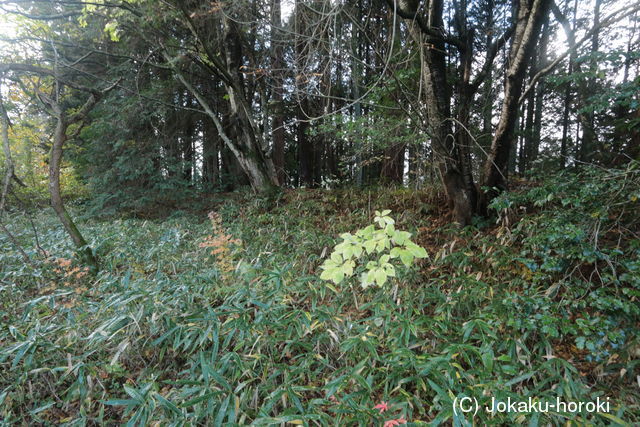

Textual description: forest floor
[1,165,639,425]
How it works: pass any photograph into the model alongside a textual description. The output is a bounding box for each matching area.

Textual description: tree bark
[558,0,577,167]
[381,142,405,184]
[349,1,364,187]
[531,19,549,166]
[522,71,536,174]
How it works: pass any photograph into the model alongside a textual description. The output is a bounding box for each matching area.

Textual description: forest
[0,0,639,424]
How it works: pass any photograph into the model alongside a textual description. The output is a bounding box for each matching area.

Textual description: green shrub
[319,210,427,289]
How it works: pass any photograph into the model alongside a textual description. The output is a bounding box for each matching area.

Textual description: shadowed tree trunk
[351,1,364,187]
[531,18,549,166]
[522,68,536,174]
[222,15,279,191]
[294,1,320,188]
[182,112,195,183]
[412,0,475,225]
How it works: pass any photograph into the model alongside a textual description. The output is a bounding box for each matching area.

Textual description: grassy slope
[1,167,639,425]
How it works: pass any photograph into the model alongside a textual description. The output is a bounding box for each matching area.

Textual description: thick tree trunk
[394,0,481,225]
[419,0,475,225]
[453,0,479,215]
[220,114,249,190]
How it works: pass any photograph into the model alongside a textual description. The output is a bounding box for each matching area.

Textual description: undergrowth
[0,164,639,425]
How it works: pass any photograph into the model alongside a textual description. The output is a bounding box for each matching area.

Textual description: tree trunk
[351,2,364,187]
[420,0,474,225]
[531,20,548,166]
[50,113,98,271]
[293,1,320,188]
[480,0,495,152]
[394,0,480,224]
[558,0,578,168]
[522,75,536,174]
[577,0,602,163]
[297,99,315,187]
[182,114,194,183]
[222,16,279,192]
[164,6,279,194]
[449,0,479,218]
[271,0,286,185]
[202,118,219,189]
[220,114,249,190]
[381,142,405,184]
[482,0,552,197]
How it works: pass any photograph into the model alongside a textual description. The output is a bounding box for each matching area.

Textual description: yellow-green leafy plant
[319,210,427,288]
